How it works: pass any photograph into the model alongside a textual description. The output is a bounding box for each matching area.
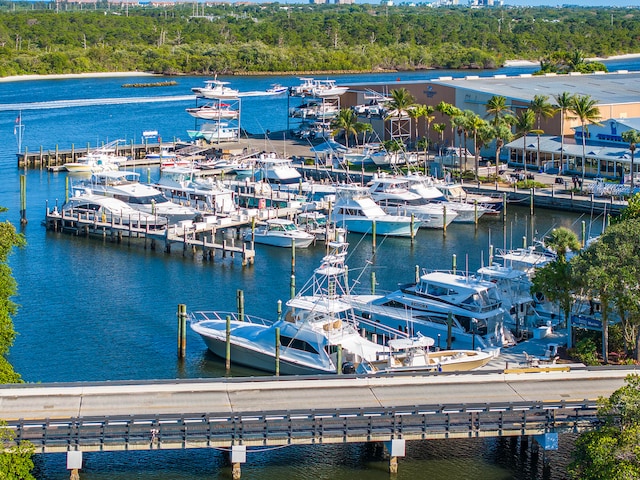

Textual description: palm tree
[465,112,487,180]
[436,101,462,149]
[492,121,513,179]
[545,226,581,263]
[330,108,358,148]
[407,104,427,148]
[513,109,538,167]
[354,122,373,147]
[485,95,513,127]
[423,105,436,160]
[553,92,577,173]
[569,95,602,189]
[621,129,640,190]
[432,122,446,157]
[530,95,557,169]
[452,114,467,173]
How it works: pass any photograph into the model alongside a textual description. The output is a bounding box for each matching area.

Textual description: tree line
[0,4,639,76]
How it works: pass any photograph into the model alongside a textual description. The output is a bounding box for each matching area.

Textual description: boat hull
[333,217,419,237]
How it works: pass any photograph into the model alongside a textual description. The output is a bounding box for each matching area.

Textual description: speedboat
[63,139,128,173]
[356,335,493,374]
[189,242,398,375]
[75,171,199,224]
[186,103,239,120]
[350,270,515,352]
[191,78,239,99]
[367,177,457,229]
[243,218,316,248]
[266,84,288,95]
[310,79,349,97]
[253,153,306,189]
[331,185,421,237]
[61,193,168,231]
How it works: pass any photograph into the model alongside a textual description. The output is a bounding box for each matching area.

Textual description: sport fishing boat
[191,78,239,99]
[350,270,515,352]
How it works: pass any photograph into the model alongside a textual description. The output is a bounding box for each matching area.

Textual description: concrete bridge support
[67,451,82,479]
[385,439,406,474]
[231,445,246,480]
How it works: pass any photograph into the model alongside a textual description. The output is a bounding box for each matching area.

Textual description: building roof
[430,70,640,106]
[505,135,633,163]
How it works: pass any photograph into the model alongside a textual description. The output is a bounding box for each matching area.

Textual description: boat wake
[0,95,196,111]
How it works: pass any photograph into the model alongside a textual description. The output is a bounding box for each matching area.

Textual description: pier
[1,367,636,478]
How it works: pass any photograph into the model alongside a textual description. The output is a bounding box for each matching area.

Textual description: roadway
[1,367,637,421]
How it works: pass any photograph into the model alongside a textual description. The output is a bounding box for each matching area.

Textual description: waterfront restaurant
[505,117,640,181]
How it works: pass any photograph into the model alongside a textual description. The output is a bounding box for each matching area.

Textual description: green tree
[569,94,602,189]
[546,226,581,262]
[553,91,577,173]
[621,129,640,190]
[330,108,358,148]
[513,108,538,167]
[569,374,640,479]
[485,95,513,127]
[530,94,556,168]
[385,88,415,143]
[0,209,32,479]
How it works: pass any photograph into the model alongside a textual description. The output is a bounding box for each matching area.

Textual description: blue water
[2,61,632,478]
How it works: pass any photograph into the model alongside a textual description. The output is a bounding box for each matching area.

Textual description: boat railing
[189,310,275,327]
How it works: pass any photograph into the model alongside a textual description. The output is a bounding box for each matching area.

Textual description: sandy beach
[0,71,157,83]
[504,52,640,68]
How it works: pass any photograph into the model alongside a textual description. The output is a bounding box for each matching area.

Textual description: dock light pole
[237,290,244,322]
[225,315,231,371]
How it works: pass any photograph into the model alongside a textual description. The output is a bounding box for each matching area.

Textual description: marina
[3,63,639,478]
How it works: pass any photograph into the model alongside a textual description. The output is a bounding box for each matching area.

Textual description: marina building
[345,69,640,179]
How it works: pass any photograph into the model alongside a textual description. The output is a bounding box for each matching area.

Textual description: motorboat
[399,173,489,223]
[289,77,347,98]
[187,123,239,143]
[61,193,168,231]
[253,153,306,188]
[63,139,128,173]
[154,166,237,214]
[191,78,239,99]
[297,212,346,243]
[186,103,239,120]
[310,79,349,98]
[74,170,200,224]
[367,177,457,229]
[331,185,422,237]
[496,244,557,277]
[242,218,316,248]
[356,335,493,374]
[189,242,401,375]
[342,143,417,168]
[434,181,503,215]
[350,270,515,352]
[266,84,288,95]
[289,100,339,120]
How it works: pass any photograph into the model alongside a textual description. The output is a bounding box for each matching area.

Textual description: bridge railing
[9,400,599,453]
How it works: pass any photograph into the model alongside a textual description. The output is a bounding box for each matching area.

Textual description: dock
[43,205,303,266]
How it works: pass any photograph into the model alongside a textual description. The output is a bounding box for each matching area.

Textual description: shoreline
[2,52,640,83]
[504,52,640,68]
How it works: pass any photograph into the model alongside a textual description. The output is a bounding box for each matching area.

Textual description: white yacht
[331,185,422,237]
[154,166,237,214]
[399,173,489,223]
[63,139,128,173]
[434,181,504,215]
[253,153,305,187]
[242,218,316,248]
[61,193,168,231]
[191,78,239,99]
[75,171,199,224]
[190,242,394,375]
[289,77,348,98]
[368,177,457,229]
[350,270,514,352]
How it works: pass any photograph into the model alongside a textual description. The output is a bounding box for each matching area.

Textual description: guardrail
[9,400,598,453]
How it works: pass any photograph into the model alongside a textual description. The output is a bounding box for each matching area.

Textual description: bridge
[1,366,637,477]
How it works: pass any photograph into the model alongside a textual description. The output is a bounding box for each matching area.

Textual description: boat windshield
[126,194,169,205]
